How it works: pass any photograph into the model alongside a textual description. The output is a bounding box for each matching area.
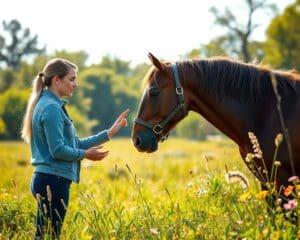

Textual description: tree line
[0,0,299,140]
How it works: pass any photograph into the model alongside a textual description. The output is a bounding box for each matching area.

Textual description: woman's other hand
[85,145,109,161]
[107,109,129,138]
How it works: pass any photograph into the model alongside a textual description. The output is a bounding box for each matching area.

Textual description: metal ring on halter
[153,124,163,135]
[176,87,183,95]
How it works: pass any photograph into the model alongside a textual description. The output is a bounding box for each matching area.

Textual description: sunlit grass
[0,138,299,239]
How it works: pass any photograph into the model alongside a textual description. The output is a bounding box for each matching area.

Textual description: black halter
[134,63,188,141]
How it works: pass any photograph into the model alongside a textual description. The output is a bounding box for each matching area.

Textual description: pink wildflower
[288,176,299,182]
[283,199,298,210]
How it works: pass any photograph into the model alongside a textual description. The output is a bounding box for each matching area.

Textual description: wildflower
[197,188,208,195]
[248,132,263,159]
[255,190,269,199]
[274,133,283,147]
[283,199,298,210]
[262,228,269,237]
[274,161,281,166]
[288,176,299,183]
[283,185,294,197]
[150,228,160,235]
[187,182,194,188]
[276,198,282,206]
[245,153,254,163]
[239,192,251,201]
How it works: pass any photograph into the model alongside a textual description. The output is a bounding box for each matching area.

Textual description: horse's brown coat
[132,53,300,190]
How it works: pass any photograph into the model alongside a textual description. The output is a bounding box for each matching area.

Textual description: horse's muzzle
[132,129,158,153]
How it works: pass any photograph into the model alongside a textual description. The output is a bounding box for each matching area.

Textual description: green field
[0,138,298,239]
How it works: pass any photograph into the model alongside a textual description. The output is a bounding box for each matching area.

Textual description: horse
[131,52,300,194]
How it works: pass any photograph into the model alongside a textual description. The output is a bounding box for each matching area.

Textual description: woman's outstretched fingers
[118,109,129,125]
[108,109,129,138]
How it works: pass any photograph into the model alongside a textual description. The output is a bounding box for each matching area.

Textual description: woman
[21,58,129,239]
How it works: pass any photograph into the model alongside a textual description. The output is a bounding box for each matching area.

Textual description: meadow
[0,138,299,239]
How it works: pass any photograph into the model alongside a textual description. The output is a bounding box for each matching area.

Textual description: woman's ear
[53,75,61,85]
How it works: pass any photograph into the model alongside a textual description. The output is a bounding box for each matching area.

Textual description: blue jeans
[31,172,71,239]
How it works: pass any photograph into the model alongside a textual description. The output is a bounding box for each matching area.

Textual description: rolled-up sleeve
[41,104,85,161]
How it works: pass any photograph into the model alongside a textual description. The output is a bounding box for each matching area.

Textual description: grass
[0,138,299,239]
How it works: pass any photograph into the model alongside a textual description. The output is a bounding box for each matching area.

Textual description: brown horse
[132,53,300,192]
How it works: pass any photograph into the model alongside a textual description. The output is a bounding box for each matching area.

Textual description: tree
[0,88,30,139]
[264,0,300,70]
[52,50,89,70]
[0,19,45,70]
[209,0,277,62]
[99,55,131,75]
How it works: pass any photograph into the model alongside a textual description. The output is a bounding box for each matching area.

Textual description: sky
[1,0,295,66]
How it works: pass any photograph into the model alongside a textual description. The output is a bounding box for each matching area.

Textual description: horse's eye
[149,87,160,96]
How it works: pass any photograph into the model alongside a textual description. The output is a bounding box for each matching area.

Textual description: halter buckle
[176,87,183,95]
[153,124,163,135]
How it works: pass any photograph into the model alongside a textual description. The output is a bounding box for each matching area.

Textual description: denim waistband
[34,171,72,184]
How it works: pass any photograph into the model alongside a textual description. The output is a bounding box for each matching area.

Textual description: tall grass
[0,138,299,239]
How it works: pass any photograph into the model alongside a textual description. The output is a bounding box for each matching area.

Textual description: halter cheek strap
[134,63,187,141]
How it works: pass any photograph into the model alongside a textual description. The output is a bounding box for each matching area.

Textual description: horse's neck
[183,71,250,146]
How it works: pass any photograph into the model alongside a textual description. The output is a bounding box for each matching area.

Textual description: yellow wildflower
[255,190,269,199]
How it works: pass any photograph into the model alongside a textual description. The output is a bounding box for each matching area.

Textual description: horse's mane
[179,57,299,103]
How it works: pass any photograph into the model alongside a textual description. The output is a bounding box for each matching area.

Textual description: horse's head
[132,53,187,152]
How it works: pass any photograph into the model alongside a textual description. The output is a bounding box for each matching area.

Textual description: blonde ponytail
[21,73,44,143]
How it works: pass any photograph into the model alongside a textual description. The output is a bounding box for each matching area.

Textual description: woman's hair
[21,58,78,143]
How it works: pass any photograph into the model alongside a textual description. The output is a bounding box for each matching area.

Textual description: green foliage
[78,66,137,136]
[79,67,116,131]
[0,68,15,92]
[0,189,34,239]
[0,88,30,139]
[0,118,5,134]
[66,104,97,137]
[200,36,229,58]
[99,55,131,75]
[264,1,300,69]
[51,50,89,70]
[176,112,221,140]
[184,48,201,59]
[0,19,45,70]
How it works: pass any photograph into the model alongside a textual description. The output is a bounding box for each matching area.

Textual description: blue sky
[1,0,294,65]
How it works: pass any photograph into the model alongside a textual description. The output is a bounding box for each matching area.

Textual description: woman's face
[57,68,78,97]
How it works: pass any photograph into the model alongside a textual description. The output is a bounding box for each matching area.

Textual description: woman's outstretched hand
[85,145,109,161]
[107,109,129,138]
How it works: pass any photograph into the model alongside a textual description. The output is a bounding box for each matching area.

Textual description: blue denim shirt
[31,90,110,183]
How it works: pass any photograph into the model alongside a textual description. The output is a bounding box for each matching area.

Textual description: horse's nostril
[134,136,142,148]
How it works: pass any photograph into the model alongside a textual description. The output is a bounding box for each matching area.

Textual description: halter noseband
[134,63,187,141]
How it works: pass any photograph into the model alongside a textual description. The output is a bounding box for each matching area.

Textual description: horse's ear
[148,52,165,71]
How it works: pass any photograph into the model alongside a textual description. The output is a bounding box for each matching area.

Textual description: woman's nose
[74,80,78,88]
